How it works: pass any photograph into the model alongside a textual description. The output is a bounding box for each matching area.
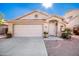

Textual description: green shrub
[61,28,72,39]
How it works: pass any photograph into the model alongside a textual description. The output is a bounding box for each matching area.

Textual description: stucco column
[55,22,58,36]
[8,23,13,34]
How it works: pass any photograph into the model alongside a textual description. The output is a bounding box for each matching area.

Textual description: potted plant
[61,28,72,39]
[43,32,48,38]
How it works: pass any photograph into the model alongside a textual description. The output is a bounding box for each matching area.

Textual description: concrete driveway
[0,37,47,56]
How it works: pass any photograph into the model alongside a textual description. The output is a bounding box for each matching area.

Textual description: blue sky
[0,3,79,20]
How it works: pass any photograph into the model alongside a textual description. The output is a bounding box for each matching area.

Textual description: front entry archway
[48,20,58,36]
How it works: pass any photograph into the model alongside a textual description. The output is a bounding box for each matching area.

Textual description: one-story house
[7,10,66,37]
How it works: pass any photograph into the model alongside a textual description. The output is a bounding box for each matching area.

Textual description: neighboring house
[0,24,8,35]
[64,10,79,30]
[7,10,66,37]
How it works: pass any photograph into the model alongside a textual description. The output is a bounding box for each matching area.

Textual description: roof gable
[16,10,50,20]
[46,15,67,25]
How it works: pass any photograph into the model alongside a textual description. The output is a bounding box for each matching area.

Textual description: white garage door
[14,25,43,37]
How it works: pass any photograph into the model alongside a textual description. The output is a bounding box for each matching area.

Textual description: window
[35,14,38,18]
[60,26,64,32]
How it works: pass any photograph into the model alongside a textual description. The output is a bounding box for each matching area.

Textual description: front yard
[0,35,79,56]
[44,35,79,56]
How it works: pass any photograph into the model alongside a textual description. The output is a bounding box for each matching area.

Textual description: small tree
[0,13,5,25]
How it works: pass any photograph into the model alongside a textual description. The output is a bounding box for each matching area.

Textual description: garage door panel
[14,25,42,37]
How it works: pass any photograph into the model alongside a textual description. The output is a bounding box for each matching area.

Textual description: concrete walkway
[0,37,47,56]
[44,36,63,40]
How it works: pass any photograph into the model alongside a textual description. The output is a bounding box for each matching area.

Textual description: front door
[49,22,57,36]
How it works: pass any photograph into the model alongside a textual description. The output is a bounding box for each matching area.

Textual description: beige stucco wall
[43,22,49,32]
[57,22,66,36]
[8,19,44,25]
[19,11,49,19]
[44,16,66,36]
[8,23,13,34]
